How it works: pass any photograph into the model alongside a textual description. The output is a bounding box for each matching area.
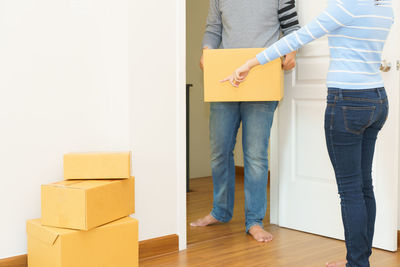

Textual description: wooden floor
[140,176,400,266]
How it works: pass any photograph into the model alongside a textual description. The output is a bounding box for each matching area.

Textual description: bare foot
[190,213,220,227]
[248,225,273,242]
[326,260,347,267]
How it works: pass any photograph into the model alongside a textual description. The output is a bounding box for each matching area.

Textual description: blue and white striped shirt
[256,0,394,89]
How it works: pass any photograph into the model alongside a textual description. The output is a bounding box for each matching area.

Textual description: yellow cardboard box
[63,152,131,179]
[203,48,284,102]
[41,178,135,230]
[27,217,138,267]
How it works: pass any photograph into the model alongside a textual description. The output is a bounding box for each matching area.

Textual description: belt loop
[376,88,382,99]
[338,89,343,100]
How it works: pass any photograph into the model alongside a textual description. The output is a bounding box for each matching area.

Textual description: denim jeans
[325,88,388,267]
[209,101,278,232]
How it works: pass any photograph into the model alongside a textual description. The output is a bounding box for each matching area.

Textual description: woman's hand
[282,51,297,71]
[220,58,260,87]
[220,63,251,87]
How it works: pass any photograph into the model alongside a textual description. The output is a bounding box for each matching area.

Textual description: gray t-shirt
[202,0,301,49]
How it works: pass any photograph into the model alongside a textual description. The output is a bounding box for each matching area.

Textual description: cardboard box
[203,48,284,102]
[63,152,131,179]
[41,178,135,230]
[27,217,138,267]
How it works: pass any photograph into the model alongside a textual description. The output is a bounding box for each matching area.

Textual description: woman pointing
[222,1,394,266]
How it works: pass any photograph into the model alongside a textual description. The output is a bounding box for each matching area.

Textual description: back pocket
[342,106,376,135]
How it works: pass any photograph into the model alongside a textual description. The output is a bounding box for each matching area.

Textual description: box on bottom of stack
[27,217,138,267]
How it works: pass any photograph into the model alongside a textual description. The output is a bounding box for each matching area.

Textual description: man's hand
[282,51,297,71]
[200,46,210,70]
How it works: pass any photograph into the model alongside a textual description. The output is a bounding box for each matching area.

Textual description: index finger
[220,77,231,83]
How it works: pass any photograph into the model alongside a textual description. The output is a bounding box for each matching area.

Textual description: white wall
[129,0,186,248]
[0,0,186,259]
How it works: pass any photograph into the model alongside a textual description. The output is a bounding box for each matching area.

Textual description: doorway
[185,0,276,246]
[183,0,400,252]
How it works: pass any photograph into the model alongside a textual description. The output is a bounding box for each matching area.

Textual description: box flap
[27,219,77,245]
[98,217,138,229]
[64,151,130,156]
[44,180,116,190]
[26,219,60,246]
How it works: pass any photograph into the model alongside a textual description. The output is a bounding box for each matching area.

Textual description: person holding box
[190,0,300,243]
[222,1,393,266]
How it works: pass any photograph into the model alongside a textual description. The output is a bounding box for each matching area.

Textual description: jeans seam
[341,97,385,103]
[380,104,389,129]
[328,125,338,177]
[329,96,337,130]
[342,203,353,265]
[223,115,240,222]
[328,88,384,93]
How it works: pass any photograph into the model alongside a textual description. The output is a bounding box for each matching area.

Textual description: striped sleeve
[278,0,301,36]
[257,1,354,65]
[202,0,222,49]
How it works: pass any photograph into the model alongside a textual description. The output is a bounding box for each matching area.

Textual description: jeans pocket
[342,106,376,135]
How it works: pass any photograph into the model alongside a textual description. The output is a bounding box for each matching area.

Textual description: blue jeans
[209,101,278,232]
[325,88,388,267]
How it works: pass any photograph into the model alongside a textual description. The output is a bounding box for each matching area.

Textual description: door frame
[178,0,281,249]
[178,0,188,251]
[270,111,280,224]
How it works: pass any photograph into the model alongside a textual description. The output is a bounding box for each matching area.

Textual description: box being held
[27,217,138,267]
[63,152,131,180]
[41,177,135,230]
[203,48,283,102]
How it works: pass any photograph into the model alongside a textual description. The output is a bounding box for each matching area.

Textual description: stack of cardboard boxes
[26,152,138,267]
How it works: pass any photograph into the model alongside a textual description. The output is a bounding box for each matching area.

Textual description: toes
[253,234,264,242]
[190,219,205,227]
[257,238,265,242]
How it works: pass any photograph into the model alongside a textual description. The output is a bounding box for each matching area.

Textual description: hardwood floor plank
[139,234,179,260]
[0,255,27,267]
[141,176,400,267]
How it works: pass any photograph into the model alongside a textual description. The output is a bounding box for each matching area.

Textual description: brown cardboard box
[27,217,138,267]
[204,48,283,102]
[63,152,131,179]
[41,178,135,230]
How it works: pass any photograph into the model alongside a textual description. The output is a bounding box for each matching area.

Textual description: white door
[273,0,400,251]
